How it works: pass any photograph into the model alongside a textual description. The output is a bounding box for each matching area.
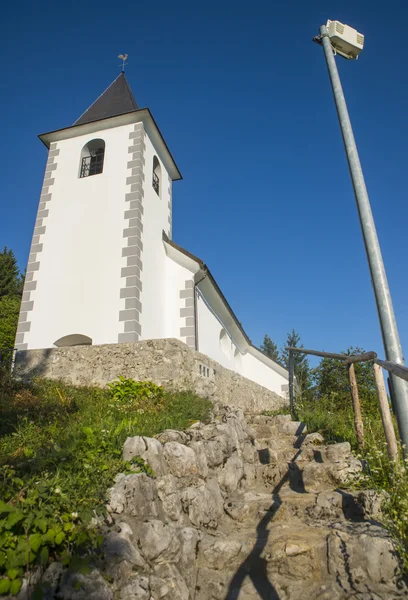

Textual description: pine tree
[0,247,23,357]
[260,334,280,362]
[313,346,377,413]
[281,329,311,392]
[0,247,22,298]
[0,295,21,351]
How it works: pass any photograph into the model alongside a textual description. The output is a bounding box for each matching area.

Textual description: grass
[295,391,408,572]
[0,375,212,595]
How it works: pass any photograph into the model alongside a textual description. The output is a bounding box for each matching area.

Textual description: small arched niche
[79,139,105,178]
[219,329,230,359]
[152,156,161,196]
[54,334,92,347]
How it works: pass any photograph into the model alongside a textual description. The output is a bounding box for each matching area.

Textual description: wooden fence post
[348,363,364,448]
[373,363,398,462]
[289,351,294,412]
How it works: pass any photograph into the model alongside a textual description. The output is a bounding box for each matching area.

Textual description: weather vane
[118,54,128,73]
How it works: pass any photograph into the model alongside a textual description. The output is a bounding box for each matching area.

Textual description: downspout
[194,271,208,351]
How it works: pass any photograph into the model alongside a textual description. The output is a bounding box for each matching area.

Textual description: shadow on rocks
[224,444,305,600]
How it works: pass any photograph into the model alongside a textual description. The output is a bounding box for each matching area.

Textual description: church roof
[74,73,138,126]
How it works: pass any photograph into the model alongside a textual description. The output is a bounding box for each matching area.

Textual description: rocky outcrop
[19,407,407,599]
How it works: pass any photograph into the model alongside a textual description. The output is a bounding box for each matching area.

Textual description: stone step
[251,440,363,494]
[195,520,405,600]
[198,521,329,570]
[221,487,363,534]
[250,420,307,442]
[194,565,406,600]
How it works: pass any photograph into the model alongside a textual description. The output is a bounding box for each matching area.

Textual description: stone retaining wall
[14,338,287,414]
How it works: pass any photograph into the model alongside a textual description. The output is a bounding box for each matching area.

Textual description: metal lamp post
[315,21,408,450]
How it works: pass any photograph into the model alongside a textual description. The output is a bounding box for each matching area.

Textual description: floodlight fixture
[326,20,364,59]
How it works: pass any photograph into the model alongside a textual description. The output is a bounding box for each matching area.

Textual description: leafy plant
[108,377,165,413]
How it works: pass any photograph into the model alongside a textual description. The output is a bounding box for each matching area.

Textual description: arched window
[152,156,161,196]
[54,334,92,347]
[80,139,105,178]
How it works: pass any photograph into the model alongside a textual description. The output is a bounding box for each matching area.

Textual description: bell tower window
[152,156,161,196]
[80,139,105,178]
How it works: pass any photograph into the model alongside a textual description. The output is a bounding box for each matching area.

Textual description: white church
[15,73,289,397]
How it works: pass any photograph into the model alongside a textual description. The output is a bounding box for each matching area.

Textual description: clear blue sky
[1,0,407,360]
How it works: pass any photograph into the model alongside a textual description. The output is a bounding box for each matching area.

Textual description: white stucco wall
[164,256,194,340]
[24,123,135,349]
[196,288,287,396]
[196,292,236,370]
[138,137,172,340]
[241,350,288,398]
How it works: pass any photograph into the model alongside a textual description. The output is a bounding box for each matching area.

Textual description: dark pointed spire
[74,73,138,126]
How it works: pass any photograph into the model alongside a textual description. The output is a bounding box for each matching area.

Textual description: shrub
[108,377,165,413]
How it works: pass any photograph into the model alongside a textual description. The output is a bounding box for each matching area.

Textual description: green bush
[108,377,165,413]
[0,378,211,595]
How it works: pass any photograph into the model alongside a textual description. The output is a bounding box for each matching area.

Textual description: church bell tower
[15,73,181,350]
